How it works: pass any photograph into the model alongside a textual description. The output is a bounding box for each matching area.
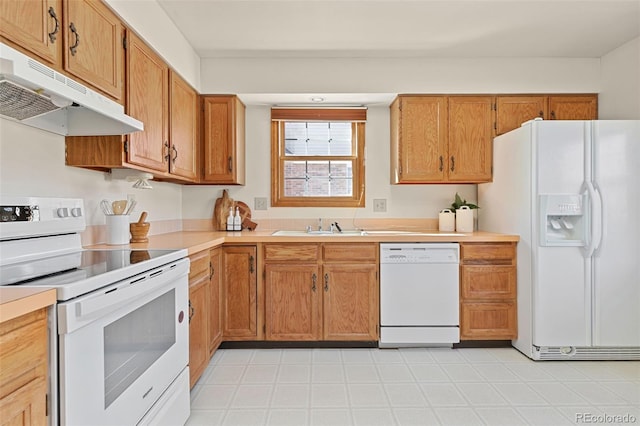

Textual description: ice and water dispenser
[539,194,587,246]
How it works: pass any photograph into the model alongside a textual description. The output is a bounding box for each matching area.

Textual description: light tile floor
[187,347,640,426]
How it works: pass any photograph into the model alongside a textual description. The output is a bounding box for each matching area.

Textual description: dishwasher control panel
[380,243,459,263]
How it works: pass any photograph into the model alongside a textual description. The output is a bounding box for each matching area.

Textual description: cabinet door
[265,264,321,341]
[391,96,448,183]
[322,264,378,341]
[460,302,517,340]
[202,96,246,184]
[208,248,223,355]
[0,0,61,65]
[64,0,122,100]
[548,95,598,120]
[188,274,209,388]
[169,70,197,180]
[461,265,516,300]
[222,246,257,339]
[448,96,494,182]
[0,376,47,426]
[126,31,169,172]
[496,96,546,135]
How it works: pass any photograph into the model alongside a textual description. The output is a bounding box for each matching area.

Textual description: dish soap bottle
[233,207,242,231]
[226,207,234,231]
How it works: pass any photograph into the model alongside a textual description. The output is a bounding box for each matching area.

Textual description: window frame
[271,108,366,208]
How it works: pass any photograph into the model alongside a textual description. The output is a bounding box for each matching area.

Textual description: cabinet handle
[249,255,254,273]
[172,145,178,163]
[550,110,556,120]
[209,261,214,280]
[163,141,170,162]
[228,156,233,172]
[324,273,329,292]
[538,111,544,118]
[439,155,443,172]
[450,156,455,172]
[188,300,194,323]
[311,273,317,292]
[48,7,59,43]
[69,22,80,56]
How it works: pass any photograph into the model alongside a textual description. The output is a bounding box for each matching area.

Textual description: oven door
[57,258,189,426]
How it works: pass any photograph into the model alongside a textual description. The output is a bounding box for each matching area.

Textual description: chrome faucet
[318,218,323,232]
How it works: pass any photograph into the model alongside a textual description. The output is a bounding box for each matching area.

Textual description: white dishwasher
[379,243,460,348]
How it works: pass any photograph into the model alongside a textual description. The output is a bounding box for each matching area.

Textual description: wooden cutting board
[213,190,256,230]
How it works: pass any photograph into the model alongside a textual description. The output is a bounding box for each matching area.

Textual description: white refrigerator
[479,119,640,360]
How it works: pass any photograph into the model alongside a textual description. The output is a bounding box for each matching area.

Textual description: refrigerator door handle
[584,181,603,258]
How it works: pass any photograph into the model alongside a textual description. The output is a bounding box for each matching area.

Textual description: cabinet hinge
[263,324,266,334]
[494,122,497,130]
[123,36,127,49]
[124,140,128,154]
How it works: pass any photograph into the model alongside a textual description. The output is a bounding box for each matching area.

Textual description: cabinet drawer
[323,243,378,262]
[461,243,515,263]
[264,244,319,262]
[460,302,517,340]
[189,250,210,280]
[0,309,47,398]
[461,265,516,300]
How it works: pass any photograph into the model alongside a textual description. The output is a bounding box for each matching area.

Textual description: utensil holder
[455,206,474,233]
[105,215,130,245]
[438,209,455,232]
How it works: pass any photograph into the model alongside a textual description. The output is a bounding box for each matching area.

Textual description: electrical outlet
[373,198,387,212]
[254,197,268,210]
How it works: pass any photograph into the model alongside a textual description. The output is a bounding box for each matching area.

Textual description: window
[271,108,366,207]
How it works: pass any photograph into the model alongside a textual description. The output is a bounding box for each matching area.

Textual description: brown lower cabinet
[188,250,210,388]
[0,308,48,425]
[264,243,378,341]
[188,246,225,388]
[222,245,258,340]
[459,242,517,340]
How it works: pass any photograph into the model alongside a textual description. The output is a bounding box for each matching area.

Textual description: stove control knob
[71,207,83,217]
[57,207,69,218]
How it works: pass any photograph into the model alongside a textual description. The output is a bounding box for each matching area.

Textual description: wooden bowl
[129,222,150,243]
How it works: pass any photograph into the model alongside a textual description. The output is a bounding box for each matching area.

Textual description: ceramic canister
[455,206,474,233]
[438,209,455,232]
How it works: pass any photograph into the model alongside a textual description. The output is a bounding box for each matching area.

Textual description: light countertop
[0,287,56,323]
[90,230,520,255]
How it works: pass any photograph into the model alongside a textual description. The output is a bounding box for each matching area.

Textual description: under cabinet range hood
[0,43,143,136]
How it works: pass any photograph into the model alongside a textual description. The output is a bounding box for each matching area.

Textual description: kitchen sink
[270,230,468,237]
[271,230,366,236]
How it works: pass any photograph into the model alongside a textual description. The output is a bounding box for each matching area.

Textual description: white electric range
[0,197,191,426]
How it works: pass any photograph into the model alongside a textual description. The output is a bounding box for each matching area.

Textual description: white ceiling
[157,0,640,59]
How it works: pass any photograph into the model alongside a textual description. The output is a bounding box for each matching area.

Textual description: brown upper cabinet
[126,31,198,181]
[391,95,494,184]
[496,94,598,135]
[201,95,246,185]
[65,30,198,182]
[0,0,124,102]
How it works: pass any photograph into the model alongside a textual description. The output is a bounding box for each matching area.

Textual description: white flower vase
[438,209,455,232]
[455,206,474,233]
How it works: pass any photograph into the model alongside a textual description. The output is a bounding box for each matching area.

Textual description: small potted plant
[450,193,479,232]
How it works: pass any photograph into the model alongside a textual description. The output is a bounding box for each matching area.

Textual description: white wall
[200,57,600,94]
[599,37,640,119]
[0,119,182,227]
[104,0,201,90]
